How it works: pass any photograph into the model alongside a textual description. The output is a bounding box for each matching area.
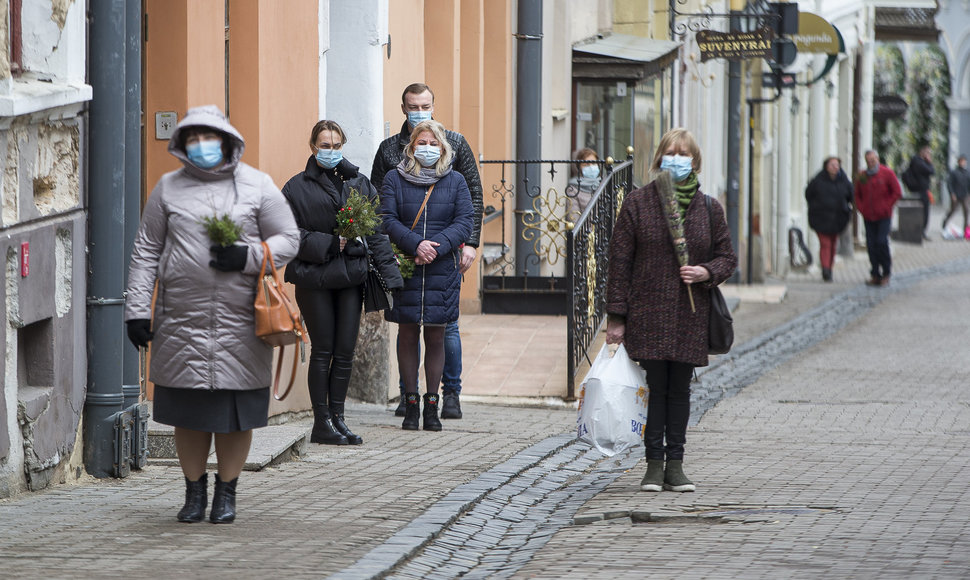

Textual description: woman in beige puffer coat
[125,105,298,524]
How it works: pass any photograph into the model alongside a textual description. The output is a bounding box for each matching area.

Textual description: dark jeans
[398,320,462,395]
[638,359,694,461]
[918,190,931,234]
[942,196,970,231]
[863,218,892,279]
[295,286,363,411]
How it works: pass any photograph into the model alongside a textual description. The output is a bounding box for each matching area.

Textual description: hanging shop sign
[697,27,772,62]
[791,12,840,55]
[873,95,908,121]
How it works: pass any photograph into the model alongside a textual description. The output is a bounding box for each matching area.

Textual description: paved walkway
[1,207,970,578]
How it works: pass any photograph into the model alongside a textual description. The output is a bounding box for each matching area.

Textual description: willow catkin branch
[654,171,695,312]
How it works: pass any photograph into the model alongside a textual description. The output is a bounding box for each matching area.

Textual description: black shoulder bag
[705,195,734,355]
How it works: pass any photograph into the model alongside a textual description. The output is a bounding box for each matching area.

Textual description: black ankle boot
[210,474,238,524]
[440,390,462,419]
[329,401,362,445]
[402,393,421,430]
[177,473,207,523]
[310,407,349,445]
[394,389,407,417]
[423,393,442,432]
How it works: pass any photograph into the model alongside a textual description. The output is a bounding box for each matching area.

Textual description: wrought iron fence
[479,151,635,399]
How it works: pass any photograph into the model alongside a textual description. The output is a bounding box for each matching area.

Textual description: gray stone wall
[348,312,392,404]
[0,115,86,497]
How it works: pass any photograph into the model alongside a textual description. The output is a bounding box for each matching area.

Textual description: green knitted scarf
[674,172,699,216]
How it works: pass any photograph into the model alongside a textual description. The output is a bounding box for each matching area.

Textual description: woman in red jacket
[605,129,737,493]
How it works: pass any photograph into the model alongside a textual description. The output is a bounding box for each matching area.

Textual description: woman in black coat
[380,120,474,432]
[282,120,403,446]
[805,157,853,282]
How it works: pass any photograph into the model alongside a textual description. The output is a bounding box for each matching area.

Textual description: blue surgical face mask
[414,145,441,168]
[185,139,224,169]
[407,111,433,129]
[315,148,342,170]
[581,165,600,180]
[660,154,693,182]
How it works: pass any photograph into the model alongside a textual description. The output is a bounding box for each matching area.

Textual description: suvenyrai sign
[696,27,772,62]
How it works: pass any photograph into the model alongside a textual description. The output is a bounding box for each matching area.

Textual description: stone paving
[1,207,970,579]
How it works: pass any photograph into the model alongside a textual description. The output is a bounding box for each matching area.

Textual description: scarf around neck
[674,172,699,216]
[395,159,452,186]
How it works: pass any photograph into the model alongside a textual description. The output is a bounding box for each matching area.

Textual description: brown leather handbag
[254,241,308,400]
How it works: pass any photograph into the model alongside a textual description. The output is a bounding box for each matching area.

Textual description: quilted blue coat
[380,170,474,325]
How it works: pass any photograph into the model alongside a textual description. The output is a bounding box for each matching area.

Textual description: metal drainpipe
[726,7,742,283]
[84,0,129,479]
[514,0,542,276]
[122,0,148,470]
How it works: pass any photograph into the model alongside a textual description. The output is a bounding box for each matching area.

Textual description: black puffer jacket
[282,156,403,291]
[906,155,935,193]
[371,121,483,247]
[805,168,853,235]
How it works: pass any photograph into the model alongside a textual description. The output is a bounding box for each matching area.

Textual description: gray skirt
[152,385,270,433]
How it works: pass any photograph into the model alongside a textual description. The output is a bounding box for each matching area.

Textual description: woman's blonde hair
[650,128,702,174]
[404,120,454,176]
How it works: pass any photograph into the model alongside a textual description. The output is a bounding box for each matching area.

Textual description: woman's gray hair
[404,120,454,176]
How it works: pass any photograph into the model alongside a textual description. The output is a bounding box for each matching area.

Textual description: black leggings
[397,324,445,395]
[295,286,362,410]
[639,359,694,461]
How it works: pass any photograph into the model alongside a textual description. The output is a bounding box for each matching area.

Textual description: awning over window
[874,7,938,42]
[573,34,680,82]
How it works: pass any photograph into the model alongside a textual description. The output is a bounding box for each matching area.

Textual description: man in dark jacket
[372,83,484,420]
[905,146,935,240]
[942,154,970,238]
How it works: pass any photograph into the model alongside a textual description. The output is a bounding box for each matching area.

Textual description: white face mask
[660,155,693,182]
[414,145,441,167]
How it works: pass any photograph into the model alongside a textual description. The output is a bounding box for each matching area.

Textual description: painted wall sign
[697,27,773,62]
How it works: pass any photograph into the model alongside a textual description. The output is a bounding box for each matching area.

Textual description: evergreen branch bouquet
[654,170,695,313]
[392,243,415,280]
[335,187,381,239]
[201,214,243,247]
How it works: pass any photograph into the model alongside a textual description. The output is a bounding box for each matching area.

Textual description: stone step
[148,419,310,472]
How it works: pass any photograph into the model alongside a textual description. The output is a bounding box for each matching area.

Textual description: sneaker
[640,459,664,492]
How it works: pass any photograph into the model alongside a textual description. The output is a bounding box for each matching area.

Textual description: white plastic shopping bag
[576,344,648,456]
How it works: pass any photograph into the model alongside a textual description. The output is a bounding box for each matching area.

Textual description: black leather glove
[126,319,153,349]
[209,244,248,271]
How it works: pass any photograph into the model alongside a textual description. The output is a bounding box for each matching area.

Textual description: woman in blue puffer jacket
[380,120,474,432]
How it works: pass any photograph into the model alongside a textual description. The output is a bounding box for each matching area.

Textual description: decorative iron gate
[479,151,635,399]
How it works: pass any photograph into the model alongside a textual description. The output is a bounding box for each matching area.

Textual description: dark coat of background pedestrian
[381,170,474,325]
[372,121,484,247]
[282,156,403,291]
[947,163,970,200]
[907,155,935,193]
[125,105,300,392]
[854,164,902,221]
[606,182,737,367]
[805,166,853,235]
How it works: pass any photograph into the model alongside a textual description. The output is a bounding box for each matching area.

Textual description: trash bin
[895,199,923,244]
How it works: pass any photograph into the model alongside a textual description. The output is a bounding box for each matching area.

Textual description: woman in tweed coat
[605,129,737,493]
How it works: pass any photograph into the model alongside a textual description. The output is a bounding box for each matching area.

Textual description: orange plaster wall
[384,0,426,137]
[423,0,460,129]
[255,0,319,186]
[227,1,260,168]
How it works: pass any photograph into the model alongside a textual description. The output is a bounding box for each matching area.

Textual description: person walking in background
[380,120,474,432]
[855,150,902,287]
[805,157,853,282]
[904,145,935,241]
[125,105,299,524]
[565,147,602,218]
[371,83,483,420]
[942,154,970,239]
[605,128,737,493]
[281,120,403,446]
